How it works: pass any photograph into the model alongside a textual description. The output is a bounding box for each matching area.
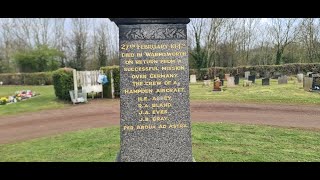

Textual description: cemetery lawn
[1,123,319,162]
[0,85,67,116]
[190,78,320,105]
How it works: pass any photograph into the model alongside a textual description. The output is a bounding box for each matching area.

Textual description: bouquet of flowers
[0,97,8,105]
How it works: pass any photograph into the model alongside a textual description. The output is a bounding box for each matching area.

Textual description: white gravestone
[245,71,250,80]
[227,77,235,87]
[190,75,197,83]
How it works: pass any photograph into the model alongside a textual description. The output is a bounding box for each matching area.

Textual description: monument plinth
[111,18,193,162]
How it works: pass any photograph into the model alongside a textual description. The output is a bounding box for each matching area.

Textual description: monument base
[115,151,196,162]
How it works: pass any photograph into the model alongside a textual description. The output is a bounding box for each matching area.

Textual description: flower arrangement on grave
[0,97,8,105]
[0,90,39,105]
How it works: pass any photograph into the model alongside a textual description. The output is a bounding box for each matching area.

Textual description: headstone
[248,75,255,83]
[262,78,270,86]
[278,76,288,84]
[245,71,250,79]
[256,73,260,78]
[203,80,211,86]
[297,73,304,83]
[111,18,193,162]
[312,77,320,90]
[307,72,313,78]
[224,74,230,80]
[227,77,235,87]
[234,75,239,85]
[213,80,221,91]
[303,77,313,91]
[243,80,252,87]
[190,75,197,83]
[0,81,3,85]
[203,75,209,80]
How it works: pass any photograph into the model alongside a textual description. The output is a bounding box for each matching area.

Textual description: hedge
[190,63,320,80]
[100,66,120,98]
[0,72,53,85]
[52,68,74,101]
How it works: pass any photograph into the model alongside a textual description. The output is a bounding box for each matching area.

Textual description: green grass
[1,123,319,162]
[0,85,67,116]
[190,78,320,105]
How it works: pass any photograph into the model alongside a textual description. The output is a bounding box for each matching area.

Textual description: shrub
[0,72,53,85]
[52,68,74,101]
[100,66,120,98]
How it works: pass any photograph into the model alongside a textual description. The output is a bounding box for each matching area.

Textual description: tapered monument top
[110,18,190,25]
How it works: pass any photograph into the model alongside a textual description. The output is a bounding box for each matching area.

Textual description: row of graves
[190,71,320,92]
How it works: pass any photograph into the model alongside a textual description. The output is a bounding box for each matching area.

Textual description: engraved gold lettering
[168,124,188,129]
[124,89,153,94]
[132,81,162,86]
[139,117,149,122]
[132,74,147,79]
[149,74,178,78]
[161,66,185,71]
[136,125,156,130]
[121,53,135,57]
[144,52,187,57]
[152,109,168,115]
[152,96,171,101]
[123,126,134,130]
[155,88,185,93]
[151,103,172,108]
[137,97,148,101]
[152,117,169,121]
[139,110,150,115]
[158,124,167,128]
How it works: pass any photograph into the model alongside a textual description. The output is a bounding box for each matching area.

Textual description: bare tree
[11,18,33,49]
[52,18,67,67]
[219,18,242,67]
[31,18,52,46]
[298,18,320,63]
[239,18,260,65]
[67,18,90,70]
[254,22,273,65]
[189,18,206,71]
[0,19,17,72]
[205,18,226,68]
[268,18,298,65]
[96,19,110,67]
